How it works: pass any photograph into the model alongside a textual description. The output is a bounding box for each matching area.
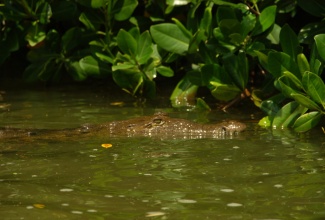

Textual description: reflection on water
[0,89,325,219]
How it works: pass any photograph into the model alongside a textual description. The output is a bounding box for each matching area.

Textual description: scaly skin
[0,112,246,140]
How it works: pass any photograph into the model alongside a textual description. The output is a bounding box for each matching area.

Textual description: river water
[0,87,324,219]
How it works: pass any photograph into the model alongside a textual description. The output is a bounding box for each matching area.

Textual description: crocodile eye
[153,118,163,125]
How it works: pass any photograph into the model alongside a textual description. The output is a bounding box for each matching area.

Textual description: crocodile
[0,112,246,140]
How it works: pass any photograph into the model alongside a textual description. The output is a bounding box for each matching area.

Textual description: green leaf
[202,64,229,86]
[156,66,174,77]
[66,61,87,81]
[258,116,272,127]
[61,27,92,52]
[297,0,325,17]
[297,53,310,75]
[150,23,190,55]
[112,69,143,96]
[187,69,204,86]
[268,52,300,78]
[142,59,157,80]
[79,56,111,76]
[254,50,269,72]
[2,29,19,52]
[25,23,46,47]
[117,29,137,56]
[212,28,237,52]
[302,71,325,108]
[199,5,212,37]
[93,53,114,64]
[197,43,218,64]
[298,21,325,45]
[112,63,135,71]
[37,2,51,24]
[314,34,325,62]
[282,71,302,89]
[219,19,241,38]
[252,5,277,36]
[172,18,192,39]
[195,98,211,111]
[167,0,191,6]
[89,0,106,8]
[186,64,227,88]
[280,24,300,60]
[128,27,140,40]
[136,31,153,64]
[229,33,245,46]
[237,52,249,88]
[170,77,198,107]
[260,100,280,117]
[113,0,138,21]
[79,11,101,31]
[272,101,307,129]
[210,81,241,102]
[268,93,287,105]
[310,44,323,75]
[79,56,100,75]
[293,111,322,132]
[115,52,133,63]
[223,52,248,90]
[238,13,256,39]
[79,12,95,30]
[291,93,322,111]
[275,76,300,98]
[251,89,263,107]
[267,24,281,44]
[188,30,206,54]
[312,59,322,75]
[216,6,236,25]
[213,0,240,8]
[24,59,60,82]
[143,79,156,99]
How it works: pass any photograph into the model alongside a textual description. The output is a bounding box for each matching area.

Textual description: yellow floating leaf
[33,204,45,209]
[146,211,165,217]
[101,143,113,148]
[110,102,124,106]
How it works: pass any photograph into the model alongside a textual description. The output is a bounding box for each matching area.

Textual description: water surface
[0,88,324,219]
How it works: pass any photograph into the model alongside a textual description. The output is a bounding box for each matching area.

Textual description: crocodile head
[107,112,246,138]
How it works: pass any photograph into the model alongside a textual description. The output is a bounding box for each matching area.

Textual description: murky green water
[0,88,325,219]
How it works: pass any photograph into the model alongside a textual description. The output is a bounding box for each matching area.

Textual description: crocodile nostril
[27,131,37,136]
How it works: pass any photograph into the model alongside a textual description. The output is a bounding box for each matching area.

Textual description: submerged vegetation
[1,0,325,132]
